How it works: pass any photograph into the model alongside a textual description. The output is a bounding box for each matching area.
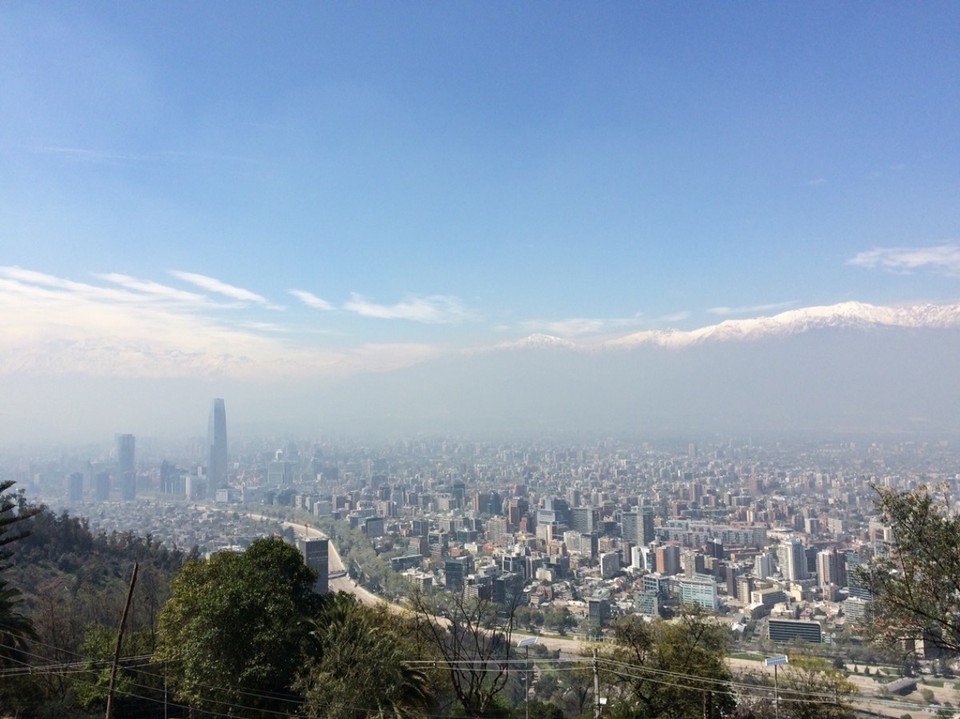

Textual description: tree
[297,592,435,718]
[775,655,856,719]
[855,485,960,656]
[0,481,39,715]
[0,481,38,656]
[154,537,321,717]
[603,606,735,719]
[413,589,520,718]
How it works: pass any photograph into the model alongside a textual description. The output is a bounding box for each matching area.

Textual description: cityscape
[3,3,960,717]
[10,398,959,661]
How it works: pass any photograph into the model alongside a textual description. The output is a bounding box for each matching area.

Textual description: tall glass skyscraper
[116,433,136,500]
[207,398,228,487]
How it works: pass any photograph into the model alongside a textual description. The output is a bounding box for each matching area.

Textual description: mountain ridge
[497,300,960,351]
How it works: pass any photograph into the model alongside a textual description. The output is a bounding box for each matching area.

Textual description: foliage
[524,698,564,719]
[603,606,735,719]
[0,482,41,716]
[154,536,321,717]
[776,655,856,719]
[0,494,184,718]
[74,623,166,716]
[855,485,960,656]
[414,589,520,718]
[0,481,39,655]
[308,514,412,598]
[734,655,855,719]
[297,592,435,718]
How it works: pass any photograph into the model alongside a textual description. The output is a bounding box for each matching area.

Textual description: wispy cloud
[0,267,442,379]
[708,301,797,317]
[96,272,208,303]
[658,311,691,323]
[30,145,153,165]
[343,293,471,324]
[169,270,273,305]
[848,244,960,277]
[290,289,334,311]
[30,145,261,167]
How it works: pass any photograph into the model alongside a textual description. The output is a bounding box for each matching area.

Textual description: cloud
[30,145,152,165]
[658,311,691,323]
[169,270,272,304]
[708,301,797,316]
[0,267,442,379]
[290,289,334,311]
[343,293,470,324]
[96,272,208,303]
[847,244,960,277]
[517,315,645,337]
[31,145,261,167]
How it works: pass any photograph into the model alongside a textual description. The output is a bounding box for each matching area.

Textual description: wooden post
[105,563,139,719]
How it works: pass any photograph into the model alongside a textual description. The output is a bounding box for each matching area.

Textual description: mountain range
[499,301,960,351]
[2,300,959,443]
[307,301,960,440]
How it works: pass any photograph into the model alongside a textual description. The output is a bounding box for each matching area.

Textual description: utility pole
[105,562,139,719]
[517,636,537,719]
[593,647,601,719]
[764,655,788,719]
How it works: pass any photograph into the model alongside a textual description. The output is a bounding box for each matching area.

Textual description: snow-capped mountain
[608,301,960,348]
[494,333,579,351]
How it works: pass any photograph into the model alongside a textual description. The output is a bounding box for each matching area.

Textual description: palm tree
[298,592,434,718]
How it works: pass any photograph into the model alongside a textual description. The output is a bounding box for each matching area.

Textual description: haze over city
[2,3,959,443]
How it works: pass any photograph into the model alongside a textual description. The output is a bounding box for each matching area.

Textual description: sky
[1,3,959,440]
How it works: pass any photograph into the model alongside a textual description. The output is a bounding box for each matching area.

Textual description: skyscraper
[778,537,808,582]
[207,398,228,487]
[116,433,136,500]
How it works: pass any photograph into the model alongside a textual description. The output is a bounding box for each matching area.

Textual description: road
[266,515,949,719]
[274,517,383,605]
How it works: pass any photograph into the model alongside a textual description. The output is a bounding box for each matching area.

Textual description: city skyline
[1,3,958,441]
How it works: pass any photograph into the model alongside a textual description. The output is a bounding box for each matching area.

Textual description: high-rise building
[817,547,845,589]
[116,434,136,500]
[207,398,228,488]
[641,506,656,545]
[299,538,329,594]
[622,509,642,545]
[778,537,808,582]
[67,472,84,502]
[571,506,600,534]
[655,544,682,576]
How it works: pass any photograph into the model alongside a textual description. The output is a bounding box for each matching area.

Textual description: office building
[641,506,656,545]
[67,472,84,502]
[299,538,329,595]
[116,434,136,500]
[778,537,807,582]
[207,398,228,487]
[768,619,822,644]
[571,506,600,534]
[599,551,620,578]
[816,548,845,589]
[622,509,642,545]
[680,576,718,611]
[655,544,682,576]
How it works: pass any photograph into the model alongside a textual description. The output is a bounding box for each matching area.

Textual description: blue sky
[1,2,959,378]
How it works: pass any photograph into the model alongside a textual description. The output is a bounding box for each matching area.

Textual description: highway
[272,516,947,719]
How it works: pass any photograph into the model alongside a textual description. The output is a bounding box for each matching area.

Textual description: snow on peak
[608,300,960,348]
[498,333,579,350]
